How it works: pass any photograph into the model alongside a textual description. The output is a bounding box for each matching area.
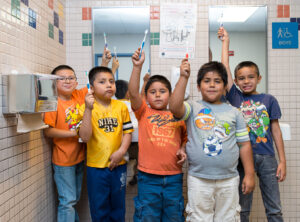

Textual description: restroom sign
[272,22,298,49]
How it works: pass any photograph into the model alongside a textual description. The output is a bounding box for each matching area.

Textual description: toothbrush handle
[139,42,145,58]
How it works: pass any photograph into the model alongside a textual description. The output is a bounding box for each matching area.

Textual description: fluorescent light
[217,7,258,23]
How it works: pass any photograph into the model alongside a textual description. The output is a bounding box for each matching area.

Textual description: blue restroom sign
[272,22,298,49]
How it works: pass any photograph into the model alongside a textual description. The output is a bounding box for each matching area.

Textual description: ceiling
[209,6,267,32]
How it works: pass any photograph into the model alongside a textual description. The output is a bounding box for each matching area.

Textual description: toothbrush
[104,32,108,49]
[85,71,90,92]
[219,11,224,40]
[139,29,148,58]
[113,46,117,58]
[185,41,189,59]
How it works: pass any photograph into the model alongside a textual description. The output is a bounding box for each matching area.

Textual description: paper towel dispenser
[2,74,58,114]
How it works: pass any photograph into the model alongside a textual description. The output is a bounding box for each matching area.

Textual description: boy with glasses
[44,65,88,222]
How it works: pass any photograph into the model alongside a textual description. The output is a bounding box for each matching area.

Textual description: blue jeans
[86,164,127,222]
[53,161,84,222]
[238,154,283,222]
[134,171,185,222]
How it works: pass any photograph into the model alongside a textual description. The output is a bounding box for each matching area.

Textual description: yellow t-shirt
[79,99,133,168]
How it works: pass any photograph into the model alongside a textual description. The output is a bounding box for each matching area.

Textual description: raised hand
[101,46,112,66]
[180,58,190,78]
[85,90,95,110]
[132,48,145,68]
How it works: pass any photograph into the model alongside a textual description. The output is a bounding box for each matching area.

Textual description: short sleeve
[75,104,85,131]
[269,96,281,120]
[181,102,192,121]
[226,84,243,106]
[44,111,57,127]
[181,122,188,145]
[133,99,147,120]
[121,103,134,134]
[235,109,250,143]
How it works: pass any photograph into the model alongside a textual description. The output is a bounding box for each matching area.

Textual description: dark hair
[144,75,172,95]
[51,65,75,75]
[234,61,260,78]
[88,66,114,86]
[115,80,128,99]
[197,61,228,86]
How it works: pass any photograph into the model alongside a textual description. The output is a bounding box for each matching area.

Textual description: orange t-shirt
[44,87,88,166]
[134,100,187,175]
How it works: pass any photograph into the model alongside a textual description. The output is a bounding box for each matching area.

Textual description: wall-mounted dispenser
[2,73,58,114]
[2,73,59,133]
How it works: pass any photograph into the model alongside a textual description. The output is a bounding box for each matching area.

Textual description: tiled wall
[0,0,66,221]
[66,0,300,221]
[0,0,300,221]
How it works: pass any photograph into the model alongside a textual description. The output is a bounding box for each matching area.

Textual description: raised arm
[128,48,145,111]
[271,119,286,182]
[169,58,190,119]
[101,46,112,67]
[79,91,94,142]
[218,27,233,92]
[238,141,255,194]
[111,57,119,75]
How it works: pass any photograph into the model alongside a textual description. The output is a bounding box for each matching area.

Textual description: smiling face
[56,69,78,98]
[234,66,261,95]
[91,72,116,102]
[198,71,225,104]
[146,81,170,110]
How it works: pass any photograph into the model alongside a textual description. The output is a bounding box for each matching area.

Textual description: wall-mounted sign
[272,22,298,49]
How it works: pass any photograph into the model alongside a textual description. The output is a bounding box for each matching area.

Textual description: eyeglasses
[57,76,77,82]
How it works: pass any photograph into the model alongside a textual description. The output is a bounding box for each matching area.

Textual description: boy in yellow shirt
[78,66,133,222]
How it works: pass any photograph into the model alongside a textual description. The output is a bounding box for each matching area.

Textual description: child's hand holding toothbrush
[101,46,112,67]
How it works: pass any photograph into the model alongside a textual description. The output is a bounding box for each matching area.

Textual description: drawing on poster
[159,3,197,58]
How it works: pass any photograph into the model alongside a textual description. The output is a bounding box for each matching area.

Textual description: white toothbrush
[140,29,148,58]
[104,32,108,49]
[85,71,90,92]
[114,46,117,58]
[219,11,224,40]
[185,40,189,59]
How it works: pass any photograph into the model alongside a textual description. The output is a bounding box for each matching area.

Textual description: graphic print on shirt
[65,104,81,130]
[194,108,231,157]
[239,100,270,144]
[98,118,118,132]
[147,114,178,147]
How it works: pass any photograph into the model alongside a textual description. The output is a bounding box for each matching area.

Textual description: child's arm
[238,141,255,194]
[128,48,145,111]
[218,27,234,92]
[101,46,112,67]
[111,57,119,75]
[108,133,132,171]
[169,58,190,119]
[79,91,95,142]
[141,72,150,98]
[271,119,286,182]
[44,127,77,138]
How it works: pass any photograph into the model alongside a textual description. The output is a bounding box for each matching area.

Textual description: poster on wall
[159,3,197,59]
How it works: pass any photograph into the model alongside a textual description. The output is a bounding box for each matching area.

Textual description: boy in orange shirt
[44,65,88,222]
[129,48,187,222]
